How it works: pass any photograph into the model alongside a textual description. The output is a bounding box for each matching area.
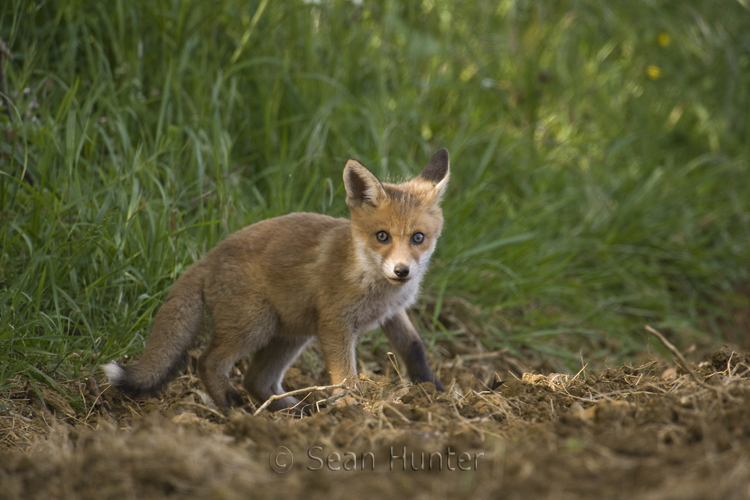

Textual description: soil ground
[2,344,750,500]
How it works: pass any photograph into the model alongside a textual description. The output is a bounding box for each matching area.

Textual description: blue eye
[376,231,390,243]
[412,232,425,244]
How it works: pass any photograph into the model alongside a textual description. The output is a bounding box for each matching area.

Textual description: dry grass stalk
[255,380,348,414]
[645,325,733,400]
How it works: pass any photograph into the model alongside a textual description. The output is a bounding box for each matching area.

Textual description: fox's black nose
[394,264,410,278]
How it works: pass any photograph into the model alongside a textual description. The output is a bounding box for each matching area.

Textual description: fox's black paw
[413,377,446,393]
[215,389,248,413]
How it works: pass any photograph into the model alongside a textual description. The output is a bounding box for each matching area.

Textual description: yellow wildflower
[647,65,661,80]
[658,33,671,47]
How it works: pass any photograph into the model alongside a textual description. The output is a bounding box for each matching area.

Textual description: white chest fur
[347,278,420,334]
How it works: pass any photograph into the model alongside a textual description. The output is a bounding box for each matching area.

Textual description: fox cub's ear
[344,159,387,208]
[418,148,450,200]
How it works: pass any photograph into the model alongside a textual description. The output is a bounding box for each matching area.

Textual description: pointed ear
[418,148,450,200]
[343,159,387,208]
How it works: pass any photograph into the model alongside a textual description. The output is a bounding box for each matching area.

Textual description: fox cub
[103,149,450,412]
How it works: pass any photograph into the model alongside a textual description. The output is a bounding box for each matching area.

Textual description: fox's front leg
[381,309,445,391]
[317,317,360,400]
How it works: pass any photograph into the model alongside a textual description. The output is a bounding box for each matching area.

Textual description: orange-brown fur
[103,149,450,413]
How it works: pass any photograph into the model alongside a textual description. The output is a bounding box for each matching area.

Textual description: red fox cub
[103,149,450,413]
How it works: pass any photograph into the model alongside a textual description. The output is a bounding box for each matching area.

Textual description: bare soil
[2,346,750,500]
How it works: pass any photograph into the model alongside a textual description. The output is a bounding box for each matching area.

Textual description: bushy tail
[102,263,206,398]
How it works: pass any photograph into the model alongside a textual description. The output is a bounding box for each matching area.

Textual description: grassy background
[1,0,749,397]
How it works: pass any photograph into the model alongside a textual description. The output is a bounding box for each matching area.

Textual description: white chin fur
[102,362,125,384]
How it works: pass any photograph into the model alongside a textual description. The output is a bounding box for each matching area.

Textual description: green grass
[1,0,749,396]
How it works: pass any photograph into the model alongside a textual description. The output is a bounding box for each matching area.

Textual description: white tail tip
[102,362,125,384]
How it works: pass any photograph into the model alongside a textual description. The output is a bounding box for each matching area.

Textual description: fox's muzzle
[394,264,410,278]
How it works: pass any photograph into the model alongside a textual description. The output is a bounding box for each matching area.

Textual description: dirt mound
[2,348,750,499]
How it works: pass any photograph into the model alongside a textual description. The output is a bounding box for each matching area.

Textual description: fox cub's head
[343,149,450,286]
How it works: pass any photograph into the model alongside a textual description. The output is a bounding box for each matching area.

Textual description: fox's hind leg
[243,335,313,414]
[198,303,279,408]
